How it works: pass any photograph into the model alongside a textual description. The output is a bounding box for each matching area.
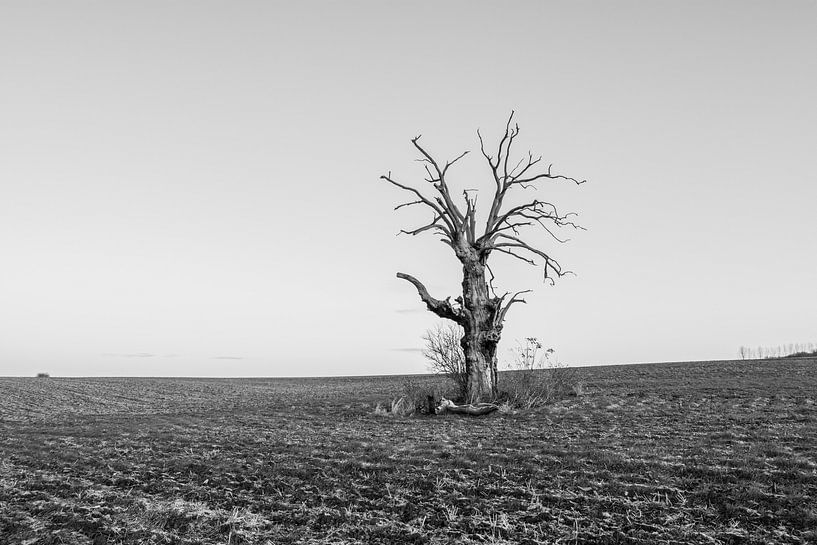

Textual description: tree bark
[460,256,501,403]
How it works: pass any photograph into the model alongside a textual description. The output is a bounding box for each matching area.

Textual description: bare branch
[475,115,585,242]
[488,233,571,283]
[515,212,570,243]
[484,199,583,244]
[497,289,532,324]
[510,163,587,188]
[485,262,497,298]
[380,172,454,233]
[487,200,551,238]
[394,199,423,211]
[496,111,516,175]
[411,137,466,226]
[398,214,451,240]
[477,129,496,170]
[493,233,554,262]
[507,155,528,178]
[396,273,466,324]
[493,247,536,266]
[443,150,469,176]
[482,111,521,235]
[501,123,520,185]
[462,189,479,244]
[422,164,436,183]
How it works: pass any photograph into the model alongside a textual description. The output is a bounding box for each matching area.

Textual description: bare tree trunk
[460,258,500,403]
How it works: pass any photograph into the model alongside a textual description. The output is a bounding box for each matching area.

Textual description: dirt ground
[1,358,815,544]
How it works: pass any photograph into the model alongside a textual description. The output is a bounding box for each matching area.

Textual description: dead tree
[382,113,584,403]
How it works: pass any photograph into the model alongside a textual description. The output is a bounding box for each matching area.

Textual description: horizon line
[4,356,811,380]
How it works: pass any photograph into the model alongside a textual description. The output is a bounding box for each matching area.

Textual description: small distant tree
[422,322,467,399]
[738,346,749,360]
[36,372,50,378]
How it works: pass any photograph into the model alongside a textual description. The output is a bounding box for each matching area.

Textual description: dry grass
[499,365,583,408]
[1,359,815,544]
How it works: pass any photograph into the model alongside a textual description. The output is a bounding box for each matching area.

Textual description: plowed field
[1,359,815,544]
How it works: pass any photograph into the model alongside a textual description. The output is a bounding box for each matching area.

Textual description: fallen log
[435,398,499,416]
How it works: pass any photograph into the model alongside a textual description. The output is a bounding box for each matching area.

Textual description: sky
[1,1,816,377]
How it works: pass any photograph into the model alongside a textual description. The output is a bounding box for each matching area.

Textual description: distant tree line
[738,343,817,360]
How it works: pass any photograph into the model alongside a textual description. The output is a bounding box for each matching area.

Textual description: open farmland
[1,359,816,544]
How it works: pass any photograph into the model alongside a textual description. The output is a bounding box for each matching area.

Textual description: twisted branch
[396,273,466,324]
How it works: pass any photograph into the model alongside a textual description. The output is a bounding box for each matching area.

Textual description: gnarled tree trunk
[460,258,501,403]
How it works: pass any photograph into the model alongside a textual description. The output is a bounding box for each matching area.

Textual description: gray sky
[2,1,816,377]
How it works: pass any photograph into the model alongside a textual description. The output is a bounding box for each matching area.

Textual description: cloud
[102,352,157,358]
[103,353,180,359]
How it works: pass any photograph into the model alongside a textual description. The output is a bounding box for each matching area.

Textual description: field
[1,359,815,544]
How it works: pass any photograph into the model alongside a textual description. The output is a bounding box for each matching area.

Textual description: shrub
[498,337,583,408]
[422,322,467,400]
[36,372,50,378]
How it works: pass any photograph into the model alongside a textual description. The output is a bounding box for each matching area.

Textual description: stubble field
[1,358,815,544]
